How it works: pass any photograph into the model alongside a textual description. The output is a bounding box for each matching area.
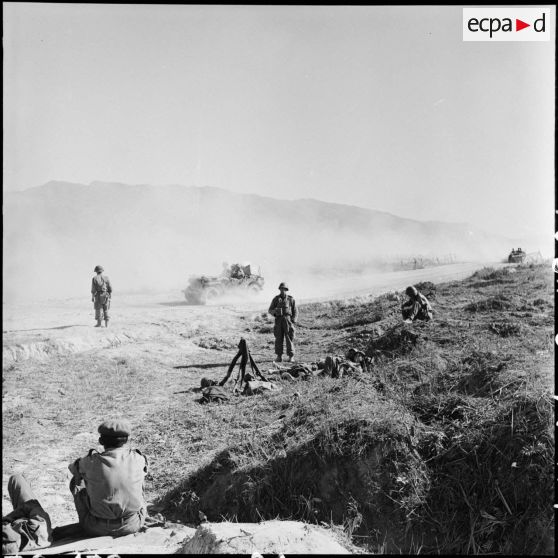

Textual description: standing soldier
[91,265,112,328]
[268,282,298,363]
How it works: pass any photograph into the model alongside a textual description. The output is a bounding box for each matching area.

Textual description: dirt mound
[470,267,512,281]
[413,281,437,298]
[2,330,163,363]
[194,336,238,351]
[179,521,356,554]
[21,525,196,555]
[365,322,425,358]
[464,294,514,312]
[162,408,429,553]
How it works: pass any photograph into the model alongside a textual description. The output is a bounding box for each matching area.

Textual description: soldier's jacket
[402,291,432,321]
[68,447,147,521]
[243,380,281,395]
[201,385,230,404]
[322,355,361,378]
[91,274,112,298]
[269,294,298,322]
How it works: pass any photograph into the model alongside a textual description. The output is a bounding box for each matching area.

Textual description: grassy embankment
[157,263,553,554]
[2,264,553,554]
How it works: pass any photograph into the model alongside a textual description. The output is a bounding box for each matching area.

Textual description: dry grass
[2,263,553,554]
[149,263,553,554]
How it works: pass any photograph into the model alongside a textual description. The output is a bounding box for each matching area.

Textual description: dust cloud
[3,182,522,306]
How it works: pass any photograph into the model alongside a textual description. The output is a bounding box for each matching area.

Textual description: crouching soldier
[2,474,53,554]
[268,282,298,363]
[68,419,147,537]
[401,286,433,323]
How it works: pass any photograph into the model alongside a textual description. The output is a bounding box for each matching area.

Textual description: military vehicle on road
[183,263,265,305]
[507,248,526,264]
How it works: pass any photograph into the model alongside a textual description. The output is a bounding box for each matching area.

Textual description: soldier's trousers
[274,316,295,356]
[94,295,110,321]
[70,478,145,537]
[401,301,431,322]
[2,474,52,553]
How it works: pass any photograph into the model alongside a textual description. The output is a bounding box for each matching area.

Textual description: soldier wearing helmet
[401,285,432,323]
[91,265,112,327]
[268,282,298,362]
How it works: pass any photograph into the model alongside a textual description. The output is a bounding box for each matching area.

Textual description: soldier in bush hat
[268,282,298,362]
[68,418,148,537]
[401,285,433,323]
[2,474,52,554]
[91,265,112,328]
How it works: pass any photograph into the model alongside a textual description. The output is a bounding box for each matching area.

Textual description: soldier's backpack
[201,377,218,389]
[94,275,110,304]
[323,355,360,379]
[201,385,229,404]
[286,364,315,379]
[243,380,280,395]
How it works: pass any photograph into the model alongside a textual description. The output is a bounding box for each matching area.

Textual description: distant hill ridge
[8,179,475,233]
[3,180,511,302]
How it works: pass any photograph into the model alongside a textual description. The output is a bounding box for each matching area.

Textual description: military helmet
[405,285,418,297]
[94,265,104,273]
[278,282,289,290]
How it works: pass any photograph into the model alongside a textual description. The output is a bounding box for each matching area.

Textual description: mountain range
[3,180,518,302]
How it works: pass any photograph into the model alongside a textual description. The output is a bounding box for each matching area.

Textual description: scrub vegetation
[2,263,553,554]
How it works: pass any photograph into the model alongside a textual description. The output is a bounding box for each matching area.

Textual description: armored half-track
[183,264,264,305]
[507,248,526,264]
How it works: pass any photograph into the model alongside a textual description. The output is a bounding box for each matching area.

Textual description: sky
[3,4,555,238]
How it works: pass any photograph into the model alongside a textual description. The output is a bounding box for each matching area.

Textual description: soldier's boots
[95,319,102,327]
[105,320,109,328]
[274,355,282,363]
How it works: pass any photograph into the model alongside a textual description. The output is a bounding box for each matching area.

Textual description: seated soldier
[401,285,433,323]
[68,419,148,537]
[230,264,245,280]
[2,474,53,554]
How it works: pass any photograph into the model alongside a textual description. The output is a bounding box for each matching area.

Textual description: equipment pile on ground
[270,348,372,381]
[200,338,278,401]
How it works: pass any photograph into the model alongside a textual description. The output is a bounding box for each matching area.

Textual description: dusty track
[3,262,501,363]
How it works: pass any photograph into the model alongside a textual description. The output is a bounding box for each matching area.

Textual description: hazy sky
[3,4,555,237]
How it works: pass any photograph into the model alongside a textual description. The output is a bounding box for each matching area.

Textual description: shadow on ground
[157,301,200,307]
[174,363,230,370]
[4,325,87,333]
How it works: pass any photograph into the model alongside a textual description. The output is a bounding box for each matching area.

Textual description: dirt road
[3,261,500,347]
[294,261,503,302]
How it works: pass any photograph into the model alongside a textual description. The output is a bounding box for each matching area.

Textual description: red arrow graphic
[516,19,530,31]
